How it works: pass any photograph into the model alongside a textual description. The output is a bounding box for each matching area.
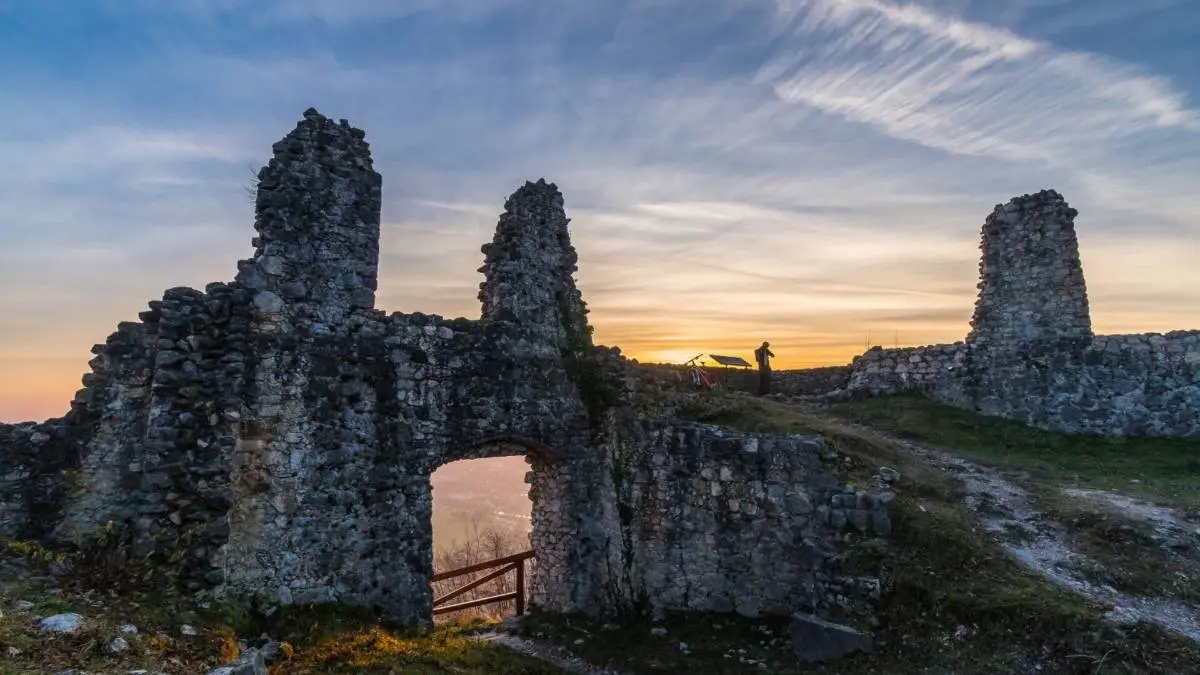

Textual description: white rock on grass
[106,636,130,653]
[39,613,84,634]
[205,646,268,675]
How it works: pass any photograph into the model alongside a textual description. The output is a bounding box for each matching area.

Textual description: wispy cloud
[762,0,1200,225]
[766,0,1199,145]
[0,0,1197,420]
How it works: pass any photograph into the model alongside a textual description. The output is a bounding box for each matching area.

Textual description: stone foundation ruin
[0,109,890,628]
[763,189,1200,438]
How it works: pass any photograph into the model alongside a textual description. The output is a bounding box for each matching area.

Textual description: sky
[1,0,1198,422]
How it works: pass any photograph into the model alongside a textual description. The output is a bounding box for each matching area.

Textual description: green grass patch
[269,618,562,674]
[674,390,818,435]
[517,610,800,674]
[826,427,1199,674]
[827,394,1200,511]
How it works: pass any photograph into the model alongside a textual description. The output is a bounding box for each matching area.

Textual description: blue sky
[1,0,1198,421]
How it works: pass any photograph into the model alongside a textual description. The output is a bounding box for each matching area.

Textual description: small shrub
[218,632,240,663]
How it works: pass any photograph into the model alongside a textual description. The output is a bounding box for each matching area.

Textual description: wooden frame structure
[431,549,535,616]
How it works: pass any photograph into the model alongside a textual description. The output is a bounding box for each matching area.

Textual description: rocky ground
[2,392,1198,674]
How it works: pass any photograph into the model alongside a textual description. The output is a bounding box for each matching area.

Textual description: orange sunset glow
[3,220,1196,424]
[3,2,1198,424]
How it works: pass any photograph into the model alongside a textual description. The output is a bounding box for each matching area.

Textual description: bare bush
[242,164,260,203]
[431,521,534,623]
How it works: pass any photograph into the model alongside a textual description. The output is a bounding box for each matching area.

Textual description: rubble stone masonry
[1,109,889,628]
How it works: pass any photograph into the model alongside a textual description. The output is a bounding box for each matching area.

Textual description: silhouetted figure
[754,341,774,396]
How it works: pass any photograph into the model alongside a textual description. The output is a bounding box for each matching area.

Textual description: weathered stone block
[790,612,874,663]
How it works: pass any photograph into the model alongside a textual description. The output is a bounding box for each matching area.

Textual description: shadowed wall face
[617,424,891,619]
[211,125,610,624]
[235,107,384,334]
[479,179,592,353]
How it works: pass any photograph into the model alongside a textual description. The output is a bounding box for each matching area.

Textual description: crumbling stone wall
[839,190,1198,438]
[215,310,606,620]
[949,190,1197,437]
[0,109,887,629]
[845,344,965,395]
[45,283,256,590]
[615,422,891,618]
[937,331,1200,437]
[0,418,85,540]
[771,366,856,397]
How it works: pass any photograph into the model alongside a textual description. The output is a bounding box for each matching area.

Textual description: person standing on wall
[754,341,775,396]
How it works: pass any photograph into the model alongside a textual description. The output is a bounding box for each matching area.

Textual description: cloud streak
[0,0,1197,421]
[762,0,1200,225]
[766,0,1199,147]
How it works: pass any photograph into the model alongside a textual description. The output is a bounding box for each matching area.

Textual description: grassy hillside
[825,394,1200,511]
[519,391,1198,674]
[0,565,560,674]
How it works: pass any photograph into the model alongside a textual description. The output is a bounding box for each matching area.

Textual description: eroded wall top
[234,108,383,334]
[478,179,592,351]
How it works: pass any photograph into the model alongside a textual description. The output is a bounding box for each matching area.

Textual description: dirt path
[1060,487,1200,547]
[793,407,1200,644]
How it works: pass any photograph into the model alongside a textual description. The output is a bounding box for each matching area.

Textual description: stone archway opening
[427,440,569,622]
[431,456,531,558]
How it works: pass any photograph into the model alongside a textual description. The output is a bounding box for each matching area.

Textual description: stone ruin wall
[627,346,957,400]
[771,366,857,396]
[937,330,1200,437]
[735,366,854,397]
[619,421,890,618]
[837,189,1199,438]
[844,343,965,396]
[965,190,1093,348]
[1,109,890,628]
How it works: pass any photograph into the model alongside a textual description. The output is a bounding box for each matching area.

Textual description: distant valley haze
[431,457,532,554]
[3,0,1199,424]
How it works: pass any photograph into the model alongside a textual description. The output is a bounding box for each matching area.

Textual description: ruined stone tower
[478,179,592,351]
[965,189,1093,351]
[234,107,383,333]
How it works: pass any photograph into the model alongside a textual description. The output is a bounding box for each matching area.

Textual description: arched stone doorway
[426,439,568,621]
